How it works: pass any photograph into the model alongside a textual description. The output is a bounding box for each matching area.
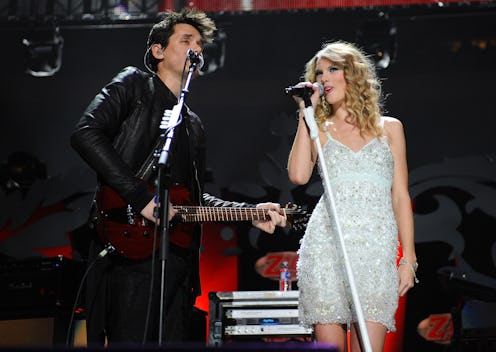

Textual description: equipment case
[208,290,313,346]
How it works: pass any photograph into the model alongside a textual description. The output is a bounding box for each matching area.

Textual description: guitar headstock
[282,203,310,232]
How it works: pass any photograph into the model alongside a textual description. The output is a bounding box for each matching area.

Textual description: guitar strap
[135,134,161,180]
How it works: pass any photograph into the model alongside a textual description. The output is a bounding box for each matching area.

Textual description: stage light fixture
[22,27,64,77]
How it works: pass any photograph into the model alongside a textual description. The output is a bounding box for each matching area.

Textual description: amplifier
[208,290,313,346]
[0,255,85,317]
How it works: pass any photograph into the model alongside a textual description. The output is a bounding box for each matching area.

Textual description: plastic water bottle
[279,261,292,291]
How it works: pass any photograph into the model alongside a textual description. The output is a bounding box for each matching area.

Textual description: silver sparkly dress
[297,126,399,332]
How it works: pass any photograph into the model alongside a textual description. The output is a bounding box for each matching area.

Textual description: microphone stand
[156,58,199,346]
[300,95,372,352]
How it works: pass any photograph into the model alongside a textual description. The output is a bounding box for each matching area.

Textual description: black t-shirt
[169,116,192,190]
[152,76,193,193]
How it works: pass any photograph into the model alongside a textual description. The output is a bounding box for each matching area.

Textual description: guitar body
[95,184,309,260]
[95,184,196,260]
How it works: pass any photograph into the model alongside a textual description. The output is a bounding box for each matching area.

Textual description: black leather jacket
[71,66,252,234]
[71,66,207,212]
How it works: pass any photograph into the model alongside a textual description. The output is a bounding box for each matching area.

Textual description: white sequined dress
[297,126,399,331]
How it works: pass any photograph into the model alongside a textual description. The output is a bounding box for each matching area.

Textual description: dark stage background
[1,2,495,351]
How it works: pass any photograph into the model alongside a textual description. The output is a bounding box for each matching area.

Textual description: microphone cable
[64,243,115,347]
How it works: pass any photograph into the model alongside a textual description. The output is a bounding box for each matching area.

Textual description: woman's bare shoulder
[381,116,404,134]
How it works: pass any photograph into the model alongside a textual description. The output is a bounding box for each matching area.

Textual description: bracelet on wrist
[399,257,419,284]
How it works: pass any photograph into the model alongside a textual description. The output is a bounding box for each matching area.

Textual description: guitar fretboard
[174,206,292,223]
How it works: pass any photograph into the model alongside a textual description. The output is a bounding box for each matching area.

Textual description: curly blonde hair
[304,41,383,137]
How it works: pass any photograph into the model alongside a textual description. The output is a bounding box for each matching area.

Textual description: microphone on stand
[284,82,324,97]
[187,49,204,69]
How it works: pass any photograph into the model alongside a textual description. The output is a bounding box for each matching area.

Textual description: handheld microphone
[187,49,204,69]
[284,82,324,97]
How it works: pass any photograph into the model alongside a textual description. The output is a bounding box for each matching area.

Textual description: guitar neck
[174,206,287,223]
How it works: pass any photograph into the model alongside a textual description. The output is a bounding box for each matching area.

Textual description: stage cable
[64,243,115,347]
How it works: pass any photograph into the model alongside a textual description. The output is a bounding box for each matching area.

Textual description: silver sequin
[297,134,399,332]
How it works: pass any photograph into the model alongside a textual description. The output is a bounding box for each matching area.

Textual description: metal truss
[0,0,164,26]
[1,0,494,28]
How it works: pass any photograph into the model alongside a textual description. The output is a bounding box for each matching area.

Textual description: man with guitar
[71,8,287,346]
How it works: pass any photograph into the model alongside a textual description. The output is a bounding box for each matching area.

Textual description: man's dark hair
[145,8,216,72]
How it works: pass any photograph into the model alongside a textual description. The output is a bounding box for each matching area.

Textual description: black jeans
[85,241,196,346]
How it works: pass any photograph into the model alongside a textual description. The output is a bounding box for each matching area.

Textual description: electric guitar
[95,184,309,260]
